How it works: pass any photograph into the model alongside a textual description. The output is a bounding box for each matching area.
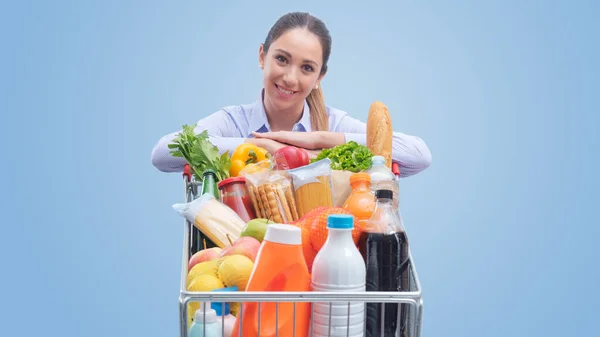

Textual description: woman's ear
[316,70,327,87]
[258,44,265,69]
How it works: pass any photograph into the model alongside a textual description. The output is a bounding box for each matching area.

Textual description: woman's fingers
[252,131,289,142]
[305,149,321,160]
[253,131,318,149]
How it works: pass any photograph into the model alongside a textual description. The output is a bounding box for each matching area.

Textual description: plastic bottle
[231,224,312,337]
[358,189,411,337]
[211,302,236,337]
[367,156,398,208]
[189,303,223,337]
[311,214,366,337]
[342,173,377,237]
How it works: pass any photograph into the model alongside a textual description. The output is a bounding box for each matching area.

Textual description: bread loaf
[366,101,393,168]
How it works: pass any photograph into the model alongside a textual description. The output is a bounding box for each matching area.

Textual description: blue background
[2,0,598,336]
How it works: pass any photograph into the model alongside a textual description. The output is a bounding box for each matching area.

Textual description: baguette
[366,101,393,168]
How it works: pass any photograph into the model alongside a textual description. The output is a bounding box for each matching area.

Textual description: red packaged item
[217,177,257,222]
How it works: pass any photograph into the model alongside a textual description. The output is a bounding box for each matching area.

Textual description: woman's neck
[263,94,304,132]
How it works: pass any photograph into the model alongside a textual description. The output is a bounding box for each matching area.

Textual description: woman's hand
[252,131,345,150]
[305,149,321,160]
[244,137,287,155]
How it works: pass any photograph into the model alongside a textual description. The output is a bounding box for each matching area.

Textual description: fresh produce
[217,255,254,291]
[169,125,231,181]
[291,206,354,269]
[311,141,373,173]
[309,207,356,252]
[366,101,393,169]
[220,236,261,262]
[230,143,269,177]
[188,247,222,271]
[187,274,226,325]
[273,145,310,170]
[187,260,220,286]
[241,218,275,242]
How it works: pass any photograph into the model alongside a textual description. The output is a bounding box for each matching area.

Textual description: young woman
[151,12,431,177]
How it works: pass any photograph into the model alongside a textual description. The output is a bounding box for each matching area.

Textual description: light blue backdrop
[2,1,598,336]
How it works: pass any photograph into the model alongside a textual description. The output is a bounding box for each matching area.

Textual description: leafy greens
[168,125,231,181]
[311,141,374,172]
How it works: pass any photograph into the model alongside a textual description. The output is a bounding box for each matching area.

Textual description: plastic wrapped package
[288,158,335,218]
[240,161,299,224]
[173,193,246,248]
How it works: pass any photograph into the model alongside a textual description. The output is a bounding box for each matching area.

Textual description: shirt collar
[247,89,312,137]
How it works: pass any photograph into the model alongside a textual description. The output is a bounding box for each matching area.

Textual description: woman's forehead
[270,28,323,66]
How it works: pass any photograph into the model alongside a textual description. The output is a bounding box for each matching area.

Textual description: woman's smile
[274,83,297,99]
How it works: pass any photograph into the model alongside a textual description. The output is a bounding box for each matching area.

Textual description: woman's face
[259,28,326,114]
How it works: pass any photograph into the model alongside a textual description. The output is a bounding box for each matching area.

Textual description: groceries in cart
[173,193,246,248]
[172,101,413,336]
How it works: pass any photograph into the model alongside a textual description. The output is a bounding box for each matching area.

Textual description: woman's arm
[150,110,247,172]
[252,116,432,177]
[337,115,432,177]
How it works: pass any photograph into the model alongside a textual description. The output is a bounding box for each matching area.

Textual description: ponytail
[307,86,329,131]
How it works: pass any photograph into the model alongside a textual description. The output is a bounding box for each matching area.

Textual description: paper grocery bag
[330,170,354,207]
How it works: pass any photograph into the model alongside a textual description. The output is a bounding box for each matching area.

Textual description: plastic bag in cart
[172,193,246,248]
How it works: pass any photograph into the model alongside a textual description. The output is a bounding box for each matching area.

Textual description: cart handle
[392,162,401,177]
[183,164,193,182]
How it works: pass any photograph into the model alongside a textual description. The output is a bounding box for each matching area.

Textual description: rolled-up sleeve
[335,115,432,177]
[150,110,246,172]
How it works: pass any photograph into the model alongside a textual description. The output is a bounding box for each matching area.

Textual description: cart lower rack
[179,168,424,337]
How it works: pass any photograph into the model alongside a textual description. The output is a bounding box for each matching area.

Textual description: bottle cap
[375,189,394,200]
[371,156,385,166]
[327,214,354,229]
[217,176,246,189]
[202,169,217,176]
[211,302,230,316]
[210,286,238,316]
[350,172,371,185]
[263,224,301,245]
[195,302,217,323]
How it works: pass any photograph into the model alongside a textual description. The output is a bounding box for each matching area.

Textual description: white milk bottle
[311,214,366,337]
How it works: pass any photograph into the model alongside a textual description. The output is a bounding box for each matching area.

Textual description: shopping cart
[178,164,424,337]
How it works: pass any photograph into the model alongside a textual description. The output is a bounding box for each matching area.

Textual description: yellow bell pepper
[229,144,269,177]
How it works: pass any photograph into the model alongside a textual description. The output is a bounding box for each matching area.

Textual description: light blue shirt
[151,91,432,177]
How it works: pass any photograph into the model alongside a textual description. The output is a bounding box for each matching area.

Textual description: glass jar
[217,177,256,223]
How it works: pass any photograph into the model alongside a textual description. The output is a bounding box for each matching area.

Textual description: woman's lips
[274,83,296,99]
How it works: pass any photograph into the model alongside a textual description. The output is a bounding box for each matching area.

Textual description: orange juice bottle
[342,173,377,241]
[231,224,311,337]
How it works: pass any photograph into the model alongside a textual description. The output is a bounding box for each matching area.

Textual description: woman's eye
[302,65,314,72]
[276,55,287,63]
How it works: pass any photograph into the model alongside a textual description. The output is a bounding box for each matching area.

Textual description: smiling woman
[151,11,432,178]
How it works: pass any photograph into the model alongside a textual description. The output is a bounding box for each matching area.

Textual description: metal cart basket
[178,166,424,337]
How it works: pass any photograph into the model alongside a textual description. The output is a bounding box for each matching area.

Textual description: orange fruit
[309,207,353,252]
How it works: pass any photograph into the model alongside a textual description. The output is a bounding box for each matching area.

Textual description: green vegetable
[168,125,231,181]
[311,141,374,172]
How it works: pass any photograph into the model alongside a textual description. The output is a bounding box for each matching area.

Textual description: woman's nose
[282,68,298,88]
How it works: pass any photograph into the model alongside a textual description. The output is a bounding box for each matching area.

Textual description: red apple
[188,247,222,270]
[219,236,261,262]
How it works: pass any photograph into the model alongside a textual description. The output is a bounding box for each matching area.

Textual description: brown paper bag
[330,170,354,207]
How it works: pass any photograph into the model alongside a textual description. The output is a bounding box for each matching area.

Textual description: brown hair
[262,12,331,131]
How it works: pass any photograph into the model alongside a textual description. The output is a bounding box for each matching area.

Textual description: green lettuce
[311,141,374,172]
[168,125,231,181]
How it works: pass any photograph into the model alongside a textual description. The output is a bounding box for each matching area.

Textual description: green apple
[240,218,275,242]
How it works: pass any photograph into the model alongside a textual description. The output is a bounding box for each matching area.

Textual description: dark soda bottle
[358,189,411,337]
